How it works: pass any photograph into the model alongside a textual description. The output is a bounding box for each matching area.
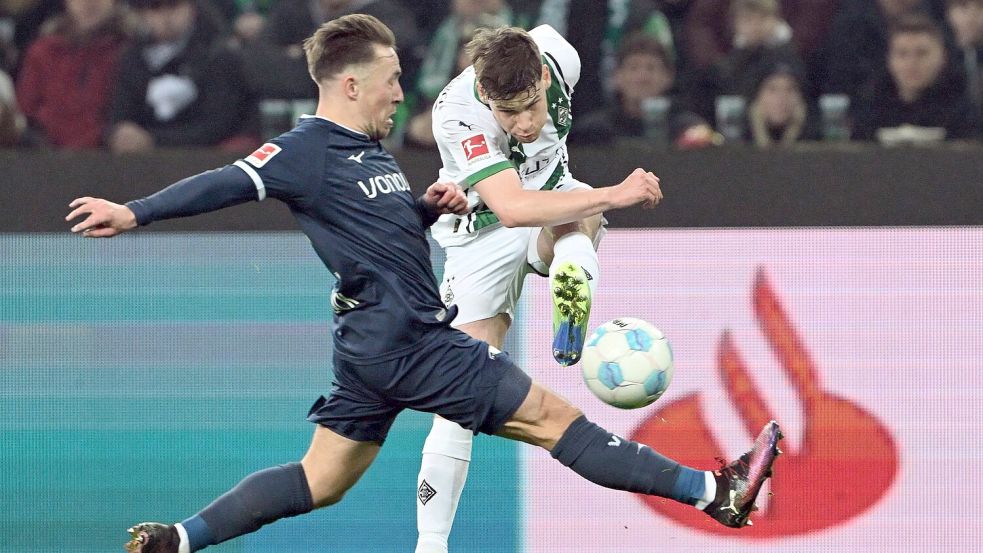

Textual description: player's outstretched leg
[499,382,782,529]
[124,426,379,552]
[549,231,598,366]
[704,420,784,528]
[416,415,474,553]
[123,463,316,553]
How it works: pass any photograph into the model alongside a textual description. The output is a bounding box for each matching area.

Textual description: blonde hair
[303,14,396,83]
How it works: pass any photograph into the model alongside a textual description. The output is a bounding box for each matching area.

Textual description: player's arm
[66,164,258,238]
[473,167,662,228]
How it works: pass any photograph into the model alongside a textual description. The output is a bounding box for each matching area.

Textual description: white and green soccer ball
[581,317,674,409]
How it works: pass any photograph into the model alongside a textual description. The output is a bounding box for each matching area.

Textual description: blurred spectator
[538,0,675,119]
[0,68,26,145]
[225,0,275,45]
[946,0,983,111]
[16,0,131,148]
[852,15,982,141]
[822,0,939,100]
[6,0,60,69]
[203,0,275,45]
[744,61,820,147]
[416,1,513,105]
[653,0,694,69]
[681,0,839,73]
[569,33,715,148]
[239,0,423,103]
[264,0,423,83]
[0,2,24,72]
[406,0,513,146]
[715,0,801,93]
[107,0,251,152]
[687,0,805,122]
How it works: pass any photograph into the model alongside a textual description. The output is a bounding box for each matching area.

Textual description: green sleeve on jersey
[464,160,514,187]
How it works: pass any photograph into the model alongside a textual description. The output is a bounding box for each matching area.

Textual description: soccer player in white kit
[416,25,664,553]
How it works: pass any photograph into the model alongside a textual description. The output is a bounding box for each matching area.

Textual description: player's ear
[342,74,359,101]
[541,64,550,86]
[476,82,488,103]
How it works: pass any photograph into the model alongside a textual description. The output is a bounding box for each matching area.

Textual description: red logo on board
[632,270,899,537]
[461,134,489,161]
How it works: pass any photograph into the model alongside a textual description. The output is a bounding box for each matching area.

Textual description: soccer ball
[581,318,674,409]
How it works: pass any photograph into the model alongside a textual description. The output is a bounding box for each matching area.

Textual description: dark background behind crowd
[1,0,981,151]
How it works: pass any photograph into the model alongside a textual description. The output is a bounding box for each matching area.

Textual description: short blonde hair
[303,14,396,83]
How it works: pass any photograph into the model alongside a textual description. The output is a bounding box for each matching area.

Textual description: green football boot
[551,261,592,366]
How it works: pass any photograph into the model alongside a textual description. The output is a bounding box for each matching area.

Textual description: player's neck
[315,101,369,137]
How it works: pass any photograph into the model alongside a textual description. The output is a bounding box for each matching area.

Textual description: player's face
[358,44,404,140]
[888,32,946,97]
[486,65,550,143]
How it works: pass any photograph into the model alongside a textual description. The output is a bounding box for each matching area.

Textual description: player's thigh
[441,225,534,325]
[395,330,532,436]
[495,381,583,451]
[455,312,511,350]
[301,424,381,508]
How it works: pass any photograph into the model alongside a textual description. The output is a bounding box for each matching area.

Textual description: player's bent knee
[300,426,380,509]
[300,461,346,508]
[549,215,602,241]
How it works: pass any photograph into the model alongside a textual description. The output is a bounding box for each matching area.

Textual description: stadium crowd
[1,0,981,150]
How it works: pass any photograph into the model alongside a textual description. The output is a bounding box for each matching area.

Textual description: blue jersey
[128,116,451,363]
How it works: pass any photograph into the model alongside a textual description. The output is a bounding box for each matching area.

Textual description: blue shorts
[307,328,533,443]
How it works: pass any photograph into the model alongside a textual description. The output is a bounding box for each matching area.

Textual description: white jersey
[430,24,581,247]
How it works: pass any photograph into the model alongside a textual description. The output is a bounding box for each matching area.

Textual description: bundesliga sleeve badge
[460,134,490,164]
[245,143,282,168]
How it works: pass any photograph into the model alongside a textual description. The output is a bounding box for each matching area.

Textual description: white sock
[695,471,717,510]
[174,522,191,553]
[550,232,599,299]
[416,416,473,553]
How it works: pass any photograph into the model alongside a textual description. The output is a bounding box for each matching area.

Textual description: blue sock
[550,415,706,505]
[181,462,314,551]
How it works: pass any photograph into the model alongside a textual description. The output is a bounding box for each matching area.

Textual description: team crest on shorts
[461,134,490,163]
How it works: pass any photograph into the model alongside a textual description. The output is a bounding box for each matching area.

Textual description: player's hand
[423,181,469,215]
[66,197,138,238]
[609,168,663,209]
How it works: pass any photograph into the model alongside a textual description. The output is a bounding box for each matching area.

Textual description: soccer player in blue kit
[66,15,781,553]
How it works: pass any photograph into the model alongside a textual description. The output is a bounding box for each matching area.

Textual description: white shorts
[438,179,605,326]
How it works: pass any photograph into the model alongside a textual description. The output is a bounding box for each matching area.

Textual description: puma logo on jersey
[348,151,365,164]
[457,121,475,131]
[461,134,490,162]
[357,172,411,199]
